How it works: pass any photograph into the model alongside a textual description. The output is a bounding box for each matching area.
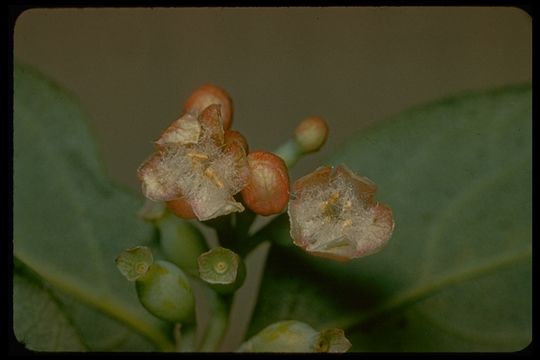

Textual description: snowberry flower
[288,165,394,261]
[137,104,249,221]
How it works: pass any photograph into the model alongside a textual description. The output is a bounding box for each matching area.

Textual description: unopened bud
[316,328,352,353]
[240,151,290,216]
[116,248,196,324]
[224,130,249,154]
[294,116,329,154]
[158,213,208,275]
[223,130,250,184]
[115,246,154,281]
[198,246,246,294]
[237,320,351,353]
[184,84,234,130]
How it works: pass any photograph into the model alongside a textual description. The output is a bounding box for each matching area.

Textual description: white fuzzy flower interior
[139,114,247,221]
[290,168,391,259]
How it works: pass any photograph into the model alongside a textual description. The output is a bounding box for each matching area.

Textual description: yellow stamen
[204,167,224,189]
[187,152,209,161]
[321,191,341,216]
[341,219,353,229]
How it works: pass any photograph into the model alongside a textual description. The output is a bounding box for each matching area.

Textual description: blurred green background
[13,7,531,351]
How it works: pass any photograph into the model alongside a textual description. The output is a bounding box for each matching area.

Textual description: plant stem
[238,213,291,257]
[203,215,236,250]
[174,323,197,352]
[234,209,256,240]
[274,138,303,167]
[198,291,233,352]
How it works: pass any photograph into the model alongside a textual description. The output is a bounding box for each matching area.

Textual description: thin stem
[203,215,236,250]
[237,232,264,258]
[198,290,233,352]
[234,209,256,241]
[274,139,303,167]
[174,323,197,352]
[238,213,291,257]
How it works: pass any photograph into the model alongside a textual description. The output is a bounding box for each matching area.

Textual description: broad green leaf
[249,85,532,351]
[14,273,87,351]
[50,290,158,352]
[13,63,175,351]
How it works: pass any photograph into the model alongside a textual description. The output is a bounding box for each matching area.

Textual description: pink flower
[288,165,394,261]
[138,104,249,221]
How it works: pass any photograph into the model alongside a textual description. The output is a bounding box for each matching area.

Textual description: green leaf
[14,273,87,351]
[13,63,175,351]
[249,85,532,351]
[49,290,159,352]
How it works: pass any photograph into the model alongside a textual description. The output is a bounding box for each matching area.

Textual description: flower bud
[294,116,329,154]
[116,247,195,323]
[115,246,154,282]
[240,151,290,216]
[224,130,249,154]
[237,320,351,353]
[136,260,196,324]
[184,84,234,130]
[316,328,352,353]
[222,130,250,185]
[198,246,246,294]
[158,213,208,274]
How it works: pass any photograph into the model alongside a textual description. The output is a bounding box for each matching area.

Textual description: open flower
[137,104,249,221]
[288,165,394,261]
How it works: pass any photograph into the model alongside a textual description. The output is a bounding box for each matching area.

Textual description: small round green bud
[115,246,154,281]
[237,320,351,353]
[315,328,352,353]
[294,116,329,154]
[197,247,246,294]
[158,213,208,275]
[136,260,196,324]
[238,321,318,352]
